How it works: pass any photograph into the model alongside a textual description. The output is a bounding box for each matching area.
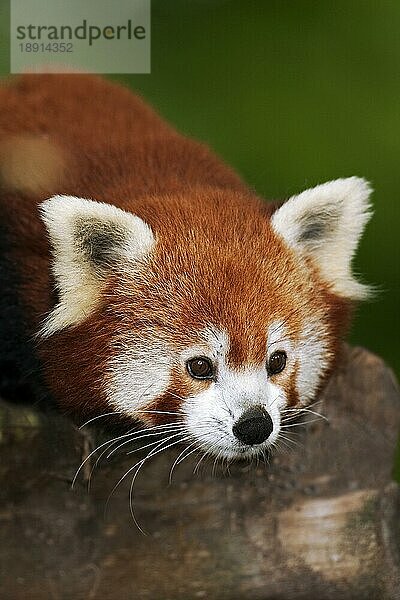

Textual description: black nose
[232,407,273,445]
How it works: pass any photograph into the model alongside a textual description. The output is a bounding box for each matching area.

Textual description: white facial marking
[181,319,329,458]
[179,327,229,365]
[267,319,294,362]
[182,327,287,459]
[268,318,329,405]
[107,318,329,459]
[296,319,329,404]
[107,333,171,416]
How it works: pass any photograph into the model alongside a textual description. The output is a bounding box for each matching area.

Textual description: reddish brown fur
[0,74,349,425]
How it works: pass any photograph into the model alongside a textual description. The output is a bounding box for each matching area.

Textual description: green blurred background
[0,0,399,475]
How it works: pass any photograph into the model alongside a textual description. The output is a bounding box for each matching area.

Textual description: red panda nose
[232,407,273,445]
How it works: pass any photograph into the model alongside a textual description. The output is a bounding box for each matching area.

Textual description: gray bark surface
[0,346,399,599]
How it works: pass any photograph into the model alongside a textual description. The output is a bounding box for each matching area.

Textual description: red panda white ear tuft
[271,177,373,300]
[39,195,155,336]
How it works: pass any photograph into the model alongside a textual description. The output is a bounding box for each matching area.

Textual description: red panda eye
[267,351,287,375]
[186,357,214,380]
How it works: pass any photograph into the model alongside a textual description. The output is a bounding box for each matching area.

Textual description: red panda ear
[39,195,155,336]
[271,177,373,300]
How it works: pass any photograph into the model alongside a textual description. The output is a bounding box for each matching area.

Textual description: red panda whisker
[275,435,299,453]
[227,455,234,476]
[304,410,328,421]
[278,432,302,445]
[168,441,200,484]
[220,454,228,475]
[134,409,184,417]
[105,432,188,525]
[269,391,286,409]
[262,446,272,467]
[212,427,232,441]
[211,451,220,479]
[282,403,325,413]
[89,426,184,493]
[221,399,235,419]
[282,407,328,422]
[245,452,254,471]
[193,450,212,475]
[281,408,328,424]
[87,430,140,492]
[189,419,231,440]
[123,426,187,457]
[105,429,185,462]
[72,430,146,488]
[254,452,260,470]
[280,412,302,423]
[280,409,311,419]
[294,399,328,414]
[75,423,183,489]
[281,418,303,428]
[87,434,134,493]
[305,399,326,410]
[211,446,230,478]
[278,437,303,452]
[279,427,303,437]
[79,411,126,429]
[268,440,278,454]
[272,441,292,456]
[134,434,193,478]
[78,400,188,430]
[123,433,184,460]
[106,423,186,460]
[281,418,321,428]
[128,434,193,532]
[122,435,185,492]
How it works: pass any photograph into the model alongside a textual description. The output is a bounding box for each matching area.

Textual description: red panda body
[0,75,371,458]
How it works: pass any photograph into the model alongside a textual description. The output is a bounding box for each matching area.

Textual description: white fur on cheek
[268,318,329,406]
[107,335,171,417]
[295,319,330,405]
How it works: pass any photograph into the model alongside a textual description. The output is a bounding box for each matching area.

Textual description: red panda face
[40,177,372,460]
[103,231,340,460]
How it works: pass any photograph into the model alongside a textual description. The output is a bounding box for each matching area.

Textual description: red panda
[0,74,372,460]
